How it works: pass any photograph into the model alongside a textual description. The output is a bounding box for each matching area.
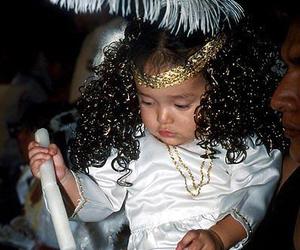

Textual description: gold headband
[133,33,226,89]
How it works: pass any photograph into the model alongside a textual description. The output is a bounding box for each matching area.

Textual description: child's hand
[28,141,69,183]
[176,229,225,250]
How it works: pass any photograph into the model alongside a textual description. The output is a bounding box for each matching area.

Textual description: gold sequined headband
[133,33,226,89]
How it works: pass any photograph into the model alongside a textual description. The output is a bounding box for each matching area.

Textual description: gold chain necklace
[166,145,213,197]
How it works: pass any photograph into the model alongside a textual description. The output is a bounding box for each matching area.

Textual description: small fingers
[28,141,39,151]
[29,159,46,178]
[29,151,51,163]
[177,230,198,250]
[48,143,59,156]
[28,143,52,179]
[28,145,49,160]
[28,141,64,180]
[185,241,206,250]
[30,157,48,179]
[28,142,59,159]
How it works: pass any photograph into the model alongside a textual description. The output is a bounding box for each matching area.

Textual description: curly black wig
[69,17,288,185]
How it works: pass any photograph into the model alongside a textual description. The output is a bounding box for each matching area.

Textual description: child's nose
[157,108,173,124]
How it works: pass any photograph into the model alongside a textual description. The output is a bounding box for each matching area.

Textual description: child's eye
[141,100,154,106]
[175,104,190,109]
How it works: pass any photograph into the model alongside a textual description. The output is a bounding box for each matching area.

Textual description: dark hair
[70,18,287,185]
[242,0,300,44]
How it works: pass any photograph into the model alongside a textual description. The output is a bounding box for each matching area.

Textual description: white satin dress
[71,131,282,250]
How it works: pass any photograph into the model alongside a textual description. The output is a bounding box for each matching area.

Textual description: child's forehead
[143,60,177,75]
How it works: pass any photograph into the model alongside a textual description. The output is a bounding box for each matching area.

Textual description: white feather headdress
[48,0,244,35]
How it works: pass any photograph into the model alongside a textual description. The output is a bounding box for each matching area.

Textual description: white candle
[35,128,76,250]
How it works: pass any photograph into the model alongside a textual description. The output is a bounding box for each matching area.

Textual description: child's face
[136,73,207,145]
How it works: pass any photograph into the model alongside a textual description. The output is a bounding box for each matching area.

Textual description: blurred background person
[244,0,300,249]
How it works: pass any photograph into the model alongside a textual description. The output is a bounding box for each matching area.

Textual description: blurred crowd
[0,0,130,249]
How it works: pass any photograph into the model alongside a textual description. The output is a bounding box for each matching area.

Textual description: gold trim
[133,33,226,88]
[70,171,87,218]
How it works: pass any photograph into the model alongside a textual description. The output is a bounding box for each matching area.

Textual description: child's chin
[157,137,184,146]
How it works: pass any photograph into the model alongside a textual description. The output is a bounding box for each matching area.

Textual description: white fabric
[73,131,282,250]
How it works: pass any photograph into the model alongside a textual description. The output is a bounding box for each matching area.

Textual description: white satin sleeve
[218,138,282,248]
[70,152,133,222]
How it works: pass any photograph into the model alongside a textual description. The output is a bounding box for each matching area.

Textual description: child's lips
[159,130,175,138]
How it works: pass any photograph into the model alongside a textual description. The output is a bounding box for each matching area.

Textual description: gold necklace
[166,145,213,197]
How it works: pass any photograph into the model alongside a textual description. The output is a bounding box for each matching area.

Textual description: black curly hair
[69,17,288,185]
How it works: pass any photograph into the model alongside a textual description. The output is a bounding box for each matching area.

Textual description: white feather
[48,0,244,35]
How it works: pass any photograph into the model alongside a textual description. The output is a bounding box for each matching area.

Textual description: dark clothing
[245,167,300,250]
